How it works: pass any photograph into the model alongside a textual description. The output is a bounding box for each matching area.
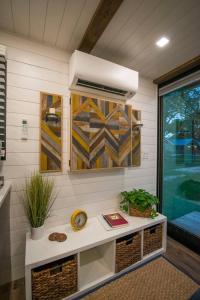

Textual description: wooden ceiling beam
[153,55,200,85]
[78,0,124,53]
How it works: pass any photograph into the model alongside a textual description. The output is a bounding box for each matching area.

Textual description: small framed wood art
[40,92,62,172]
[132,109,141,167]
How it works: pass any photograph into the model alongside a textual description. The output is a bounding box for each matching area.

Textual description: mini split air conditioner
[69,50,138,100]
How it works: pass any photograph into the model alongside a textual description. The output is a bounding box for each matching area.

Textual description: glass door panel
[162,82,200,239]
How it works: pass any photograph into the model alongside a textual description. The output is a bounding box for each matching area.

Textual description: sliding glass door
[160,78,200,249]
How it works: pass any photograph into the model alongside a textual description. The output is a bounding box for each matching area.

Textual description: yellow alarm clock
[70,210,88,231]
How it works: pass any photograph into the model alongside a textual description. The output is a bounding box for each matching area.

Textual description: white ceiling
[0,0,199,79]
[92,0,200,79]
[0,0,100,52]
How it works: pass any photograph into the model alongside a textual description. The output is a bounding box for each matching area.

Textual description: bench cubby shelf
[25,213,167,300]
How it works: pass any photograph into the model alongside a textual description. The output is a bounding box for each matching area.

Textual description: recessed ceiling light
[156,37,169,48]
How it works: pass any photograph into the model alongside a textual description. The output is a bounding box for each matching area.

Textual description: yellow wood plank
[40,152,47,171]
[41,121,61,145]
[72,130,89,152]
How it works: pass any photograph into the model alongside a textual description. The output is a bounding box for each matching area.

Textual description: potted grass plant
[120,189,159,218]
[23,172,56,240]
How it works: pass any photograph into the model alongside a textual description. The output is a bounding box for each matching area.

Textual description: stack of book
[102,212,128,228]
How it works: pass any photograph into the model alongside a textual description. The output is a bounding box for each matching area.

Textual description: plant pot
[31,225,45,240]
[129,205,152,218]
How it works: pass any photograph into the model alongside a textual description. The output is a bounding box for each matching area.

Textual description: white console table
[25,213,167,300]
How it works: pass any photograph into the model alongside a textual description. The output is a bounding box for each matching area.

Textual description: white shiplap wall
[0,31,157,281]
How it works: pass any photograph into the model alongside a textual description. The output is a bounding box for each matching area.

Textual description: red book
[103,213,128,228]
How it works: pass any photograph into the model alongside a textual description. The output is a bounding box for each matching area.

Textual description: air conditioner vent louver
[77,79,127,96]
[69,50,138,100]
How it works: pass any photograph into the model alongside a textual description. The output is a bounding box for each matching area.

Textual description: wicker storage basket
[129,205,152,218]
[143,224,162,256]
[116,232,141,272]
[32,255,77,300]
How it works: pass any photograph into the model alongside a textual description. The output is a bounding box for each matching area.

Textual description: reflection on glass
[162,82,200,238]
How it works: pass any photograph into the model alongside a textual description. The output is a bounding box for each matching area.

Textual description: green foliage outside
[179,179,200,201]
[164,85,200,140]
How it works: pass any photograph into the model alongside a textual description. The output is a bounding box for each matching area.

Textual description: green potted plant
[23,172,56,240]
[120,189,159,218]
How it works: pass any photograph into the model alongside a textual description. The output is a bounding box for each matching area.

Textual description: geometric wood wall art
[132,109,141,167]
[40,92,62,172]
[71,93,141,171]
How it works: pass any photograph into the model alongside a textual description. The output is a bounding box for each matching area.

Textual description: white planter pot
[31,225,44,240]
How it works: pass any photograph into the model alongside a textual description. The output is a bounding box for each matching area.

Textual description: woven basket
[129,205,152,218]
[32,255,77,300]
[143,224,163,256]
[116,232,141,272]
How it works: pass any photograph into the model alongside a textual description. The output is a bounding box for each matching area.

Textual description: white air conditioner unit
[69,50,138,100]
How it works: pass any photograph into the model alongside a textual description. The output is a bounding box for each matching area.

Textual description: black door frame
[156,67,200,254]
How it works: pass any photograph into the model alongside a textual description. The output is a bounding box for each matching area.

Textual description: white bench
[25,213,167,300]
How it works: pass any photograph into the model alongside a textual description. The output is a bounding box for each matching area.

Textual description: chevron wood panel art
[40,92,62,172]
[132,109,141,166]
[71,94,133,171]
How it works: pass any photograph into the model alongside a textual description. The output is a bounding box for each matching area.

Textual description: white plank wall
[0,31,157,281]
